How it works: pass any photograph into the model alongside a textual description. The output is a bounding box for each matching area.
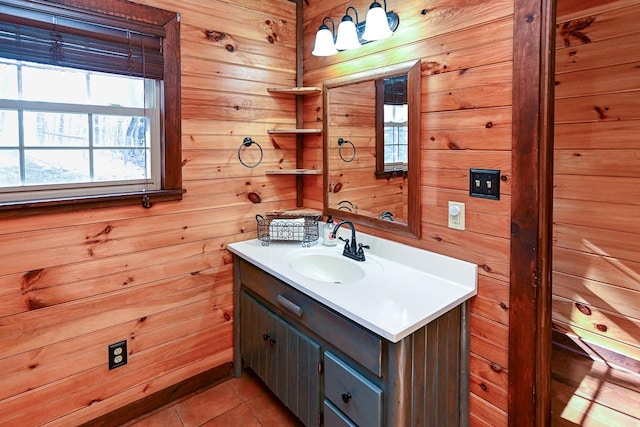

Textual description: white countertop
[228,226,477,343]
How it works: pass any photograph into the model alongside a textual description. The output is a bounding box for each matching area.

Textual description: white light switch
[448,201,465,230]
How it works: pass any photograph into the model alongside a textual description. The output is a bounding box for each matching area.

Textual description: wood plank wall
[553,0,640,365]
[0,0,299,424]
[302,1,513,425]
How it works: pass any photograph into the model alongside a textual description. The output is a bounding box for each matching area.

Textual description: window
[383,102,408,170]
[0,0,182,211]
[375,74,409,178]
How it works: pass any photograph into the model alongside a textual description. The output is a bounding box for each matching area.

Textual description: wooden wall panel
[0,0,298,424]
[553,0,640,369]
[303,1,513,424]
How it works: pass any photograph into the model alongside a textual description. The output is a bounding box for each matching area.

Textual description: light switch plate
[448,201,465,231]
[470,168,500,200]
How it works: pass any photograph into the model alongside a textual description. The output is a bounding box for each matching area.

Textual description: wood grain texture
[552,0,640,406]
[303,2,516,422]
[551,344,640,426]
[0,0,297,424]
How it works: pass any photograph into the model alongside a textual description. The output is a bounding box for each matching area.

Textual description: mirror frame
[323,59,421,239]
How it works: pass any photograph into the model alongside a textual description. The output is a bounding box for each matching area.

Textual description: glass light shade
[362,2,393,41]
[311,25,338,56]
[335,18,361,50]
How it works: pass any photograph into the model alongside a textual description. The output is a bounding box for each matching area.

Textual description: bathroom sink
[288,252,365,284]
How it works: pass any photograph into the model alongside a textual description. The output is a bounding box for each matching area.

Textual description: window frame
[0,0,183,214]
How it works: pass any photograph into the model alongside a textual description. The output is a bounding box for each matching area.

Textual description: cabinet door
[240,291,321,426]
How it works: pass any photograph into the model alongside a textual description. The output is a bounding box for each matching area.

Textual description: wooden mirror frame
[323,60,421,239]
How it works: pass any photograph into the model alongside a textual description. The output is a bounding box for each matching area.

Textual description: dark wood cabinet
[240,291,322,426]
[233,255,469,426]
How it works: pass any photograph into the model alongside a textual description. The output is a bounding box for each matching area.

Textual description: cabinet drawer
[323,400,356,427]
[324,352,382,427]
[239,258,382,376]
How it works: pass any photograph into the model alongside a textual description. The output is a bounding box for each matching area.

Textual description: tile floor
[125,370,303,427]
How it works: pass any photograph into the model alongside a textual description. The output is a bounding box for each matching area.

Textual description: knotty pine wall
[0,0,300,424]
[553,0,640,365]
[302,1,513,425]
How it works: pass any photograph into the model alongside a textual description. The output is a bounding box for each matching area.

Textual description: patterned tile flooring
[125,370,303,427]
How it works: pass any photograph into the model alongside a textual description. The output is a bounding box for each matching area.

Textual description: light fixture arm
[321,16,335,35]
[345,6,359,25]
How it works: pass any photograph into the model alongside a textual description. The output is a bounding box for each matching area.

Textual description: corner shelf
[267,87,321,95]
[267,86,322,207]
[267,128,322,135]
[265,169,322,175]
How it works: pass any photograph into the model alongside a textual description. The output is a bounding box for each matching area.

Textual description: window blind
[0,0,165,79]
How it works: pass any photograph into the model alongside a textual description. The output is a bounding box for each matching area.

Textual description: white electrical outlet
[448,201,465,230]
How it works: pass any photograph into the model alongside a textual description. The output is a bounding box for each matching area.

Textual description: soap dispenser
[323,216,337,246]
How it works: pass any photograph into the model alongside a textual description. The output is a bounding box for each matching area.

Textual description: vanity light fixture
[362,0,395,41]
[311,2,399,56]
[334,7,361,51]
[311,17,338,56]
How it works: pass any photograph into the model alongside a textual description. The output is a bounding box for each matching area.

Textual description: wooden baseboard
[81,362,234,427]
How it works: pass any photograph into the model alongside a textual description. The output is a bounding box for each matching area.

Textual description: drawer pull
[277,294,303,318]
[341,392,352,403]
[262,333,277,345]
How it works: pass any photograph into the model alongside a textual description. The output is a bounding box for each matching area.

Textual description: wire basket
[256,213,320,247]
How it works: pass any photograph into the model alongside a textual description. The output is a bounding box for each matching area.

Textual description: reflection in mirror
[376,75,408,177]
[323,60,420,238]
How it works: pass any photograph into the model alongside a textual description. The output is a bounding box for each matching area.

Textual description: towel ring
[337,138,356,163]
[338,200,355,213]
[238,137,263,168]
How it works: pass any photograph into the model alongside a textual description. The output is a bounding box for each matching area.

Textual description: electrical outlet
[448,201,465,231]
[108,340,127,370]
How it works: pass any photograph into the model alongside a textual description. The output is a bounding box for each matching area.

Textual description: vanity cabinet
[233,255,469,427]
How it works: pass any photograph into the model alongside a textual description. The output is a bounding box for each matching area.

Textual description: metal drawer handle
[341,392,352,403]
[262,332,277,345]
[277,294,303,318]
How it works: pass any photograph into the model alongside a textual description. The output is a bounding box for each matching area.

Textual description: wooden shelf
[267,128,322,135]
[267,87,321,95]
[265,169,322,175]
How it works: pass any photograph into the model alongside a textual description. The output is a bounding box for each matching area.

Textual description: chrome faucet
[331,220,369,262]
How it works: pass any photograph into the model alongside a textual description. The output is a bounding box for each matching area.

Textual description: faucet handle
[357,243,370,254]
[341,238,350,249]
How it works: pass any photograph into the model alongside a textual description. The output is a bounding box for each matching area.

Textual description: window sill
[0,189,185,217]
[375,170,408,179]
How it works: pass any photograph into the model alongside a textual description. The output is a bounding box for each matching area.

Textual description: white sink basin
[288,252,365,284]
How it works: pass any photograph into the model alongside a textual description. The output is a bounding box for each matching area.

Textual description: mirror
[323,60,421,238]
